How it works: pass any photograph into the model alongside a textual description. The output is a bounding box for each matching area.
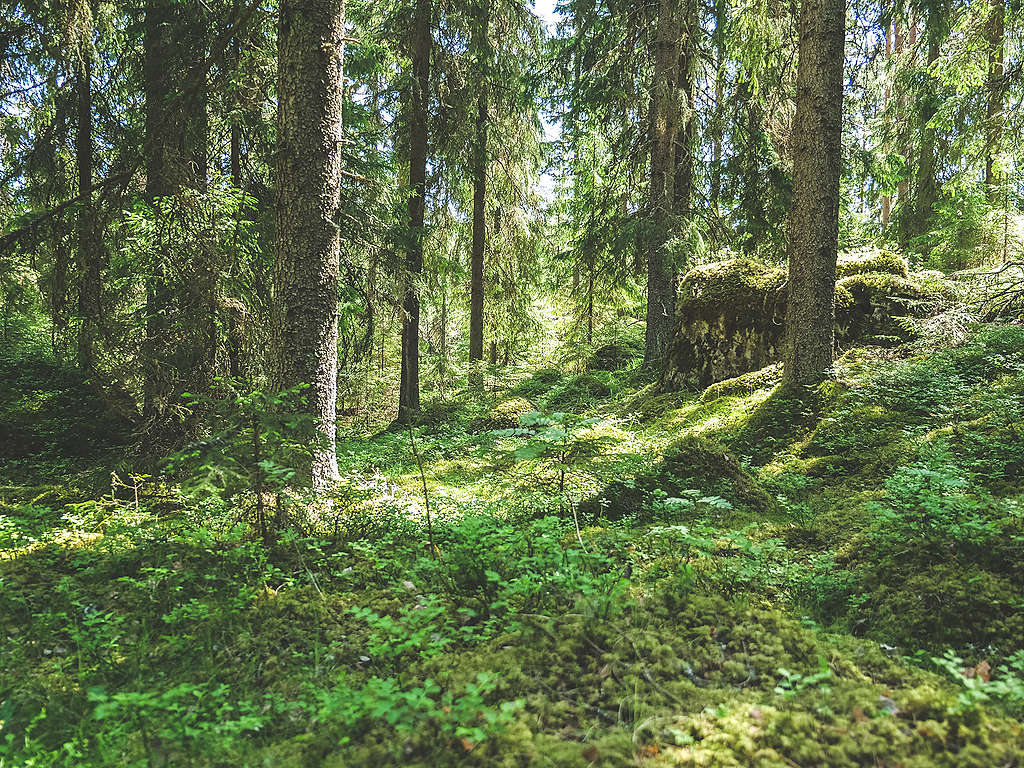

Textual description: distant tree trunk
[985,0,1005,201]
[398,0,432,422]
[141,0,212,429]
[739,81,762,256]
[142,0,175,423]
[271,0,345,490]
[227,34,244,380]
[895,19,913,242]
[784,0,845,386]
[709,0,726,213]
[76,53,103,374]
[914,11,943,238]
[673,0,696,232]
[643,0,680,366]
[880,19,892,230]
[468,0,489,387]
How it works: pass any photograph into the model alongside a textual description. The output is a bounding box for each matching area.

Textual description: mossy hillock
[578,433,779,523]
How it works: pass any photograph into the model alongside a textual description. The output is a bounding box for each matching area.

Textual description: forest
[2,0,1024,763]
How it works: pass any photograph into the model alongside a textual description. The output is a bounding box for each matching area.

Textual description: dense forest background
[3,0,1024,764]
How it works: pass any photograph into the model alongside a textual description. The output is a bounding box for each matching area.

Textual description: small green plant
[774,657,833,699]
[930,649,1024,717]
[494,410,612,498]
[164,382,322,538]
[868,446,1001,558]
[316,672,523,751]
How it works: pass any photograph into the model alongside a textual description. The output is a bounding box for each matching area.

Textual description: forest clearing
[2,0,1024,764]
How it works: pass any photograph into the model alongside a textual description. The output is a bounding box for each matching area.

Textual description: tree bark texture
[643,0,680,366]
[784,0,845,385]
[76,53,104,374]
[913,26,940,237]
[141,0,211,428]
[398,0,432,422]
[468,0,489,386]
[272,0,346,488]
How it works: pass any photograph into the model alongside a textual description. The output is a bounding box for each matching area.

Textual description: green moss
[838,271,925,300]
[586,339,642,371]
[836,248,909,278]
[854,561,1024,654]
[678,258,786,316]
[510,367,565,399]
[700,364,781,403]
[544,372,614,412]
[470,396,535,431]
[579,434,778,522]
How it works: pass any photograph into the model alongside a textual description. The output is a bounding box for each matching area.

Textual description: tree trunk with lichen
[913,23,941,238]
[141,0,211,431]
[783,0,845,385]
[271,0,345,490]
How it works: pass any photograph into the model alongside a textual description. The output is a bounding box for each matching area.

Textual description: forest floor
[2,319,1024,766]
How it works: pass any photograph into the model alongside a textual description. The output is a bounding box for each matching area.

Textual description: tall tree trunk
[398,0,432,422]
[895,18,913,243]
[739,81,762,256]
[76,53,103,374]
[141,0,211,429]
[468,0,489,387]
[142,0,175,424]
[709,0,725,213]
[643,0,680,366]
[880,18,892,230]
[673,0,696,231]
[783,0,845,386]
[985,0,1005,201]
[271,0,345,489]
[914,11,943,238]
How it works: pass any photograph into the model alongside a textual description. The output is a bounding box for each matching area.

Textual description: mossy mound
[470,396,535,431]
[854,561,1024,653]
[578,434,778,522]
[700,363,782,403]
[510,367,565,399]
[303,590,1024,767]
[586,339,642,371]
[836,248,909,278]
[544,372,614,412]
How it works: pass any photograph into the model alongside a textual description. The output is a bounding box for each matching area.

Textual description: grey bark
[468,0,489,387]
[783,0,845,385]
[271,0,346,488]
[643,0,680,366]
[398,0,432,422]
[76,53,103,374]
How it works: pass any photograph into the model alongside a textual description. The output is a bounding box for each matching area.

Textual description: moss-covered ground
[2,324,1024,766]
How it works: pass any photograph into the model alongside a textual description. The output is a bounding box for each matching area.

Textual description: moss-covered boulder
[661,259,788,391]
[662,256,945,391]
[835,271,930,343]
[510,368,564,399]
[578,434,778,522]
[836,247,909,278]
